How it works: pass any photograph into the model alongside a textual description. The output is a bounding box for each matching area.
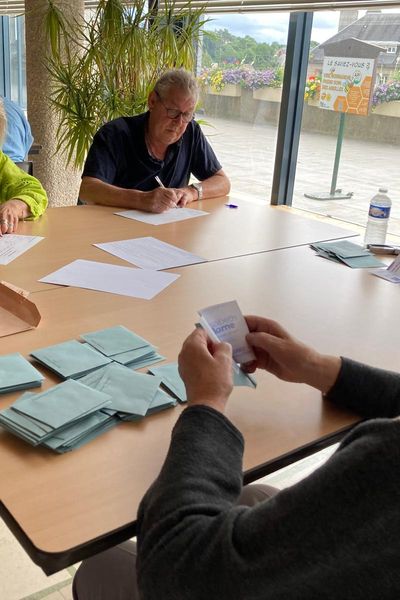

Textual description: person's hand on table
[142,187,180,213]
[175,186,198,207]
[243,316,341,394]
[178,328,233,414]
[0,199,30,235]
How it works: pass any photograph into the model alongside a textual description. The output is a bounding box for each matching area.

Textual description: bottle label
[368,204,391,219]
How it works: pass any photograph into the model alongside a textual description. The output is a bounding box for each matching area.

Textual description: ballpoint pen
[367,244,400,255]
[154,175,178,208]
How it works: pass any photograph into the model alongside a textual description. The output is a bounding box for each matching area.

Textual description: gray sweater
[137,358,400,599]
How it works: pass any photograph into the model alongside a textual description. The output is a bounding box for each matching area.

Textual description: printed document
[95,236,206,270]
[371,254,400,283]
[0,234,43,265]
[115,207,208,225]
[39,259,179,299]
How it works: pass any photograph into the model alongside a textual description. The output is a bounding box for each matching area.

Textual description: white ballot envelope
[198,300,256,364]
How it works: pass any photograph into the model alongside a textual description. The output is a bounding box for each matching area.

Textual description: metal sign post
[305,38,382,201]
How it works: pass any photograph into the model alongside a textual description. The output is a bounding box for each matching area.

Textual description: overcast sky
[204,12,339,45]
[204,9,400,45]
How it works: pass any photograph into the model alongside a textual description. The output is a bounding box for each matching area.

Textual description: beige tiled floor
[0,515,75,599]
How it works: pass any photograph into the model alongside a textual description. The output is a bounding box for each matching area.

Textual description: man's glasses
[155,91,194,123]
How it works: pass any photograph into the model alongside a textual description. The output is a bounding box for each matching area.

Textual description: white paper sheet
[94,237,206,270]
[39,259,179,299]
[371,254,400,283]
[115,207,209,225]
[0,234,44,265]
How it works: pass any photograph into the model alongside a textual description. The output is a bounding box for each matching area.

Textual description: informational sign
[319,56,375,116]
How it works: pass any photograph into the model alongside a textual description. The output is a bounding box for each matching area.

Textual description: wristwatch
[190,182,203,200]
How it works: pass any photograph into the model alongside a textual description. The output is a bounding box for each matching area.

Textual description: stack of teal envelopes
[0,379,117,453]
[0,326,177,452]
[81,325,164,369]
[30,340,112,379]
[310,240,386,268]
[78,362,176,421]
[0,353,44,393]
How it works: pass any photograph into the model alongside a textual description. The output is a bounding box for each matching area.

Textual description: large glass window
[0,15,27,108]
[198,13,289,202]
[292,8,400,236]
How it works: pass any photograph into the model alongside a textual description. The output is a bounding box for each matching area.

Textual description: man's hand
[176,186,197,207]
[0,199,30,235]
[243,316,341,394]
[142,187,180,213]
[178,328,233,413]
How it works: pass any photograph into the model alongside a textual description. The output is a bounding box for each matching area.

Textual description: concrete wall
[202,89,280,126]
[201,88,400,146]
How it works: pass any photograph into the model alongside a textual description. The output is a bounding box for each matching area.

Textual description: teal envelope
[233,365,257,388]
[310,241,385,269]
[0,353,44,393]
[111,345,158,365]
[128,353,165,370]
[43,411,117,451]
[81,325,151,356]
[11,379,111,429]
[82,338,165,370]
[49,418,119,453]
[147,389,177,415]
[78,362,162,416]
[31,340,111,379]
[148,363,187,403]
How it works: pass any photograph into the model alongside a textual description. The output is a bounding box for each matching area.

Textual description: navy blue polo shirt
[82,112,222,190]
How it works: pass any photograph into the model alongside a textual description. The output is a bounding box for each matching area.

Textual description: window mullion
[271,11,313,205]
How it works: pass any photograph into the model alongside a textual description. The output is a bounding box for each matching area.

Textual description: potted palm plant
[44,0,207,168]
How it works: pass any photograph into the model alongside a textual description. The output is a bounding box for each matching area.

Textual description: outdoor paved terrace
[205,116,400,239]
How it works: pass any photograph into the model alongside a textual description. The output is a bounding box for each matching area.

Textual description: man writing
[79,69,230,212]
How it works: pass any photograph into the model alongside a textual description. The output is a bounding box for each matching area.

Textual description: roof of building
[312,11,400,67]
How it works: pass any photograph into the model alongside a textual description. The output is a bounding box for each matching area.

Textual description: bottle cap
[378,188,388,193]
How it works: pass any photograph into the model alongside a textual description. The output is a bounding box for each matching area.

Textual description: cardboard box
[0,281,41,337]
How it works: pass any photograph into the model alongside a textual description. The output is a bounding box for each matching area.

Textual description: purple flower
[372,80,400,107]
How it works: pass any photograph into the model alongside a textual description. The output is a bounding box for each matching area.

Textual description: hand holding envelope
[197,300,257,388]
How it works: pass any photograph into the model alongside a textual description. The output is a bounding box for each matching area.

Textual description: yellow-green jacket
[0,150,48,218]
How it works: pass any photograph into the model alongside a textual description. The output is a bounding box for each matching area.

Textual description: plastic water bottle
[364,188,392,246]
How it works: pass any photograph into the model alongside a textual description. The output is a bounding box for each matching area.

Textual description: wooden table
[1,243,398,574]
[0,199,356,292]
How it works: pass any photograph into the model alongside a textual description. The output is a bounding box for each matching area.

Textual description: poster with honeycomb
[319,56,375,116]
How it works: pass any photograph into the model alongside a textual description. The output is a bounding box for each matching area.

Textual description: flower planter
[306,96,320,107]
[252,87,282,102]
[373,101,400,117]
[208,84,241,97]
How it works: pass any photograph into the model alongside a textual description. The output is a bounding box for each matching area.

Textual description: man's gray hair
[0,98,6,147]
[154,69,199,101]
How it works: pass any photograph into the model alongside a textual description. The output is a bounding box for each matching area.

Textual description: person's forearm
[137,406,244,598]
[326,357,400,418]
[301,352,342,394]
[200,170,230,200]
[79,177,148,209]
[138,407,244,527]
